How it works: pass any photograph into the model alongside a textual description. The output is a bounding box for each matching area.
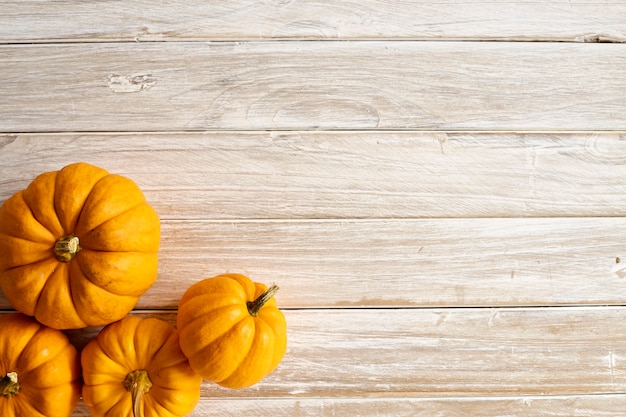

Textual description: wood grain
[1,1,623,415]
[2,132,625,219]
[69,394,626,417]
[62,308,626,398]
[0,42,624,131]
[2,217,623,310]
[150,217,626,309]
[1,0,625,42]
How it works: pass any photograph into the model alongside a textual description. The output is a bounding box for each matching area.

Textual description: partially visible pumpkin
[177,273,287,389]
[81,316,202,417]
[0,313,81,417]
[0,162,160,329]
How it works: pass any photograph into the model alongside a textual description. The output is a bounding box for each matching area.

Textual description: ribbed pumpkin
[177,273,287,389]
[81,316,202,417]
[0,313,81,417]
[0,162,160,329]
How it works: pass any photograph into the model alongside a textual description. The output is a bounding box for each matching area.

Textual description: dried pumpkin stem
[124,370,152,417]
[54,235,81,262]
[0,372,20,398]
[247,284,279,317]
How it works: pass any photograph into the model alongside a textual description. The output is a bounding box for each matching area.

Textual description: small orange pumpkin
[81,316,202,417]
[0,313,81,417]
[0,162,160,329]
[177,273,287,389]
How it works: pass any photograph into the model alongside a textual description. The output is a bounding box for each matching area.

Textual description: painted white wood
[1,133,625,309]
[1,217,623,310]
[126,217,626,309]
[1,1,623,415]
[69,394,626,417]
[64,307,626,399]
[2,132,626,219]
[0,42,624,131]
[1,0,625,42]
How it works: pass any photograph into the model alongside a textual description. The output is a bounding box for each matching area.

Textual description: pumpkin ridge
[72,251,129,297]
[27,264,50,320]
[15,395,47,417]
[195,316,256,382]
[74,173,148,236]
[12,323,47,375]
[217,318,276,388]
[0,191,57,244]
[213,342,255,387]
[18,335,75,381]
[90,339,126,375]
[179,305,250,353]
[177,276,247,307]
[77,247,158,256]
[34,263,88,329]
[75,200,147,237]
[65,172,110,235]
[0,316,40,370]
[53,162,110,233]
[258,309,287,370]
[77,203,160,255]
[74,250,157,298]
[22,172,65,239]
[141,388,170,416]
[86,337,138,382]
[65,263,91,327]
[178,292,245,323]
[133,322,171,368]
[22,346,72,389]
[0,234,54,268]
[1,253,54,273]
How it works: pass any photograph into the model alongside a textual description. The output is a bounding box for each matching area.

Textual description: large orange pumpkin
[177,273,287,389]
[81,316,202,417]
[0,162,160,329]
[0,313,81,416]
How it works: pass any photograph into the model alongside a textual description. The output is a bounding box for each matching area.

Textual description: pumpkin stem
[247,284,279,317]
[0,372,20,398]
[54,235,81,262]
[124,370,152,417]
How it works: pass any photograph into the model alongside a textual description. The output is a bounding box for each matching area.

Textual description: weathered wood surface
[61,308,626,398]
[1,1,624,416]
[1,132,626,219]
[1,0,625,42]
[1,216,624,311]
[0,42,625,131]
[70,394,626,417]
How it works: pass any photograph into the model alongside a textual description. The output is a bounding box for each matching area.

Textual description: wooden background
[1,1,626,415]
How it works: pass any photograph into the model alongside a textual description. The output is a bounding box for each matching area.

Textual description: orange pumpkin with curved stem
[177,273,287,389]
[0,162,160,329]
[0,313,81,417]
[81,316,202,417]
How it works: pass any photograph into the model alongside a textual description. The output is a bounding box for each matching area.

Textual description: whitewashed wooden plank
[0,42,624,131]
[0,0,624,42]
[68,394,626,417]
[148,218,626,309]
[6,307,624,410]
[2,217,621,310]
[2,132,626,219]
[61,308,626,398]
[212,307,626,396]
